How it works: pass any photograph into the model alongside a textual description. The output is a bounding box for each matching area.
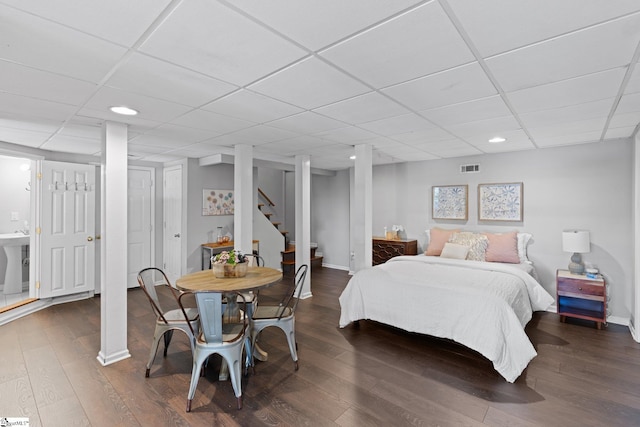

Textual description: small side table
[556,269,606,329]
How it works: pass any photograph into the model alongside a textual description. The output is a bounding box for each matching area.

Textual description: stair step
[263,213,273,218]
[280,230,289,235]
[258,203,264,209]
[281,260,296,266]
[271,222,281,228]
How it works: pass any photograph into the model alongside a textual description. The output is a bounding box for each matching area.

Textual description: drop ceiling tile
[0,93,77,121]
[486,13,640,92]
[40,134,101,155]
[447,0,640,57]
[433,146,484,158]
[128,133,194,149]
[604,126,636,139]
[145,124,219,144]
[0,60,97,106]
[75,107,163,130]
[0,126,51,148]
[105,53,237,108]
[322,2,475,88]
[139,0,307,86]
[314,92,410,124]
[142,153,184,163]
[462,129,534,149]
[312,126,378,143]
[519,99,614,129]
[609,111,640,129]
[533,130,603,147]
[420,95,512,127]
[170,109,256,135]
[359,113,437,136]
[0,6,127,82]
[447,116,521,138]
[383,63,497,111]
[231,0,423,51]
[625,66,640,94]
[2,0,173,46]
[127,143,169,155]
[391,127,455,144]
[249,57,369,109]
[0,114,62,134]
[225,125,300,145]
[84,87,193,123]
[202,90,303,124]
[358,137,407,150]
[268,111,348,134]
[57,123,102,140]
[507,68,625,114]
[615,92,640,114]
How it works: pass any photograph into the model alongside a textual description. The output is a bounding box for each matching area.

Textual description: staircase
[258,188,322,274]
[281,243,323,276]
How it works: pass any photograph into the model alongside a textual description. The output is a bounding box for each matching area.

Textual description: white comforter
[339,256,554,382]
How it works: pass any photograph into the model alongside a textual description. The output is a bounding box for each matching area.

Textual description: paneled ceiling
[1,0,640,170]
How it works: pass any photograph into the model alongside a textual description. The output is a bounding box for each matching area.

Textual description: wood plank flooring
[1,267,639,426]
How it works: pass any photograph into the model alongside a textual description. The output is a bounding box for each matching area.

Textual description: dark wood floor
[1,267,640,426]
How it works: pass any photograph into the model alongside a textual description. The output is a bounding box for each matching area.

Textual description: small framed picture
[202,189,234,216]
[432,185,468,220]
[478,182,523,221]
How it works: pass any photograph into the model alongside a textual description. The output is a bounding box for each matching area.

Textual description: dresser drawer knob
[578,287,582,290]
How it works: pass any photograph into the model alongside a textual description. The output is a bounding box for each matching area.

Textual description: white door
[127,167,153,288]
[163,165,182,283]
[39,161,96,298]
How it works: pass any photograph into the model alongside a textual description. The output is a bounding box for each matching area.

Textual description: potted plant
[211,250,248,278]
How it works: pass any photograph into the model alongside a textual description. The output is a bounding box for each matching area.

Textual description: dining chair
[137,267,200,378]
[250,264,308,371]
[184,291,250,411]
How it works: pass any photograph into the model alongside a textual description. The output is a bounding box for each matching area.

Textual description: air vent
[460,164,480,173]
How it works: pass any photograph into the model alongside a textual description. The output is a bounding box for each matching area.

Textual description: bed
[339,230,554,383]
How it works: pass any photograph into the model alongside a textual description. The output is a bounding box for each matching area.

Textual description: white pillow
[440,242,469,260]
[517,233,532,263]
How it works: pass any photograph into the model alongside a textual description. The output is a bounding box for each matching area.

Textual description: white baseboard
[321,262,350,271]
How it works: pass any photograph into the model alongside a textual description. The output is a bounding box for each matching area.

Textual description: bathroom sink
[0,233,29,294]
[0,233,30,247]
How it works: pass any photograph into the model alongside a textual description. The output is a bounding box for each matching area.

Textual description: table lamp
[562,230,590,274]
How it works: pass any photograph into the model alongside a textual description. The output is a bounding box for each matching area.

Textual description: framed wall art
[202,189,234,216]
[478,182,523,221]
[432,185,468,220]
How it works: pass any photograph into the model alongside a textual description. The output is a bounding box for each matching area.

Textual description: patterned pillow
[448,232,488,261]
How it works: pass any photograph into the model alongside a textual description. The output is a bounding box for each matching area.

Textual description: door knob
[87,236,94,241]
[174,233,181,238]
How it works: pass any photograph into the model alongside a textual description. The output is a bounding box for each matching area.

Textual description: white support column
[353,144,373,272]
[97,121,130,365]
[234,145,253,256]
[633,133,640,342]
[295,154,312,298]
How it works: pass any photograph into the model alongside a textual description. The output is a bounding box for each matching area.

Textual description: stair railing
[258,188,275,207]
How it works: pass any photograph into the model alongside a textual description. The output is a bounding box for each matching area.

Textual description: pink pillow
[484,231,520,263]
[426,228,459,256]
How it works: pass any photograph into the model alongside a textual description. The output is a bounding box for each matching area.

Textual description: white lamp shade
[562,230,590,253]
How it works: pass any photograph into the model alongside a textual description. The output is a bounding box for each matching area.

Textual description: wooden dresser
[372,237,418,265]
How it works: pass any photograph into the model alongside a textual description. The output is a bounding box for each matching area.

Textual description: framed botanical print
[432,185,468,220]
[202,189,234,215]
[478,182,523,221]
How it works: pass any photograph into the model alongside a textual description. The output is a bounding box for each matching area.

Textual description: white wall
[185,159,235,273]
[311,169,351,269]
[369,140,633,323]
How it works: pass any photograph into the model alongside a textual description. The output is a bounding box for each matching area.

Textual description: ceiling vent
[460,164,480,173]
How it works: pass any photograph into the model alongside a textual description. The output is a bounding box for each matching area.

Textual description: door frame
[163,163,185,283]
[128,165,155,288]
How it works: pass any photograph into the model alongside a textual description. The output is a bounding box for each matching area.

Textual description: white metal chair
[137,267,199,378]
[184,291,250,411]
[250,264,308,371]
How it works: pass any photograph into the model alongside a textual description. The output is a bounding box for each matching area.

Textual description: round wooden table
[176,266,283,377]
[176,266,283,292]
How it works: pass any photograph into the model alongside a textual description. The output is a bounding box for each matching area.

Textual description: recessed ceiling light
[110,106,139,116]
[488,136,506,143]
[349,155,356,160]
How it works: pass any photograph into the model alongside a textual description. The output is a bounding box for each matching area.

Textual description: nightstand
[556,269,606,329]
[372,238,418,265]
